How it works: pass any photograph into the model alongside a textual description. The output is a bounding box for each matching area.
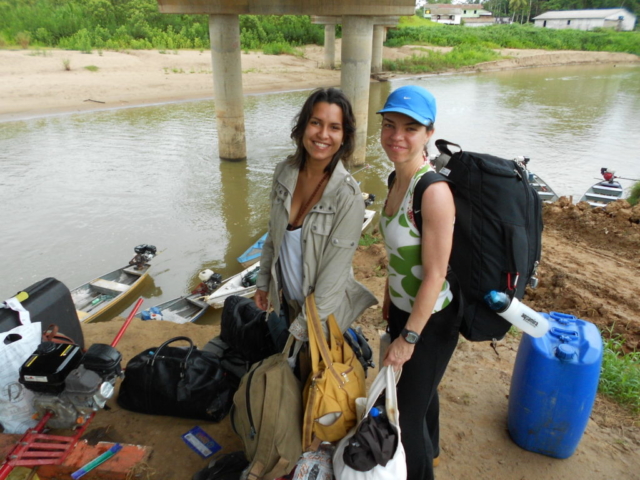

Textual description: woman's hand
[254,289,269,311]
[382,337,415,369]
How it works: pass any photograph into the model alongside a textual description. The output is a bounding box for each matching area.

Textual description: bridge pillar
[371,25,385,74]
[341,16,374,166]
[323,25,336,69]
[209,14,246,161]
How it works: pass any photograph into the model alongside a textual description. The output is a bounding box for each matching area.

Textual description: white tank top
[279,228,305,305]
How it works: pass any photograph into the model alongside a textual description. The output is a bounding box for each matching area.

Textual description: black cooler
[1,277,84,348]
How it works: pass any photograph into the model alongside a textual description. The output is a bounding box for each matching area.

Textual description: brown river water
[1,64,638,323]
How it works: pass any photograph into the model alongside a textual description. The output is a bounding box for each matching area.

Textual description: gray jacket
[256,159,378,340]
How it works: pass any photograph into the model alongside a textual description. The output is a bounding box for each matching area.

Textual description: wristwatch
[401,328,420,344]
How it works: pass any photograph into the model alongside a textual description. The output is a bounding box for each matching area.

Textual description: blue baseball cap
[377,85,437,126]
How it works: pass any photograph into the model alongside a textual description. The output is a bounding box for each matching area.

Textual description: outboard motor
[19,342,123,429]
[601,167,615,183]
[129,244,157,270]
[192,269,223,296]
[362,192,376,207]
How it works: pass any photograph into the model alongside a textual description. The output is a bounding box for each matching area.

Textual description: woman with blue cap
[378,85,461,480]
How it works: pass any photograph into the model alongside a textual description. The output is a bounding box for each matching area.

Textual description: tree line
[0,0,324,50]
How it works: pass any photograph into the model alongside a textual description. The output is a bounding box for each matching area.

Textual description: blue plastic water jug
[508,311,603,459]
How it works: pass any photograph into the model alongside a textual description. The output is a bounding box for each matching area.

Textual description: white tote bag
[333,366,406,480]
[0,297,41,434]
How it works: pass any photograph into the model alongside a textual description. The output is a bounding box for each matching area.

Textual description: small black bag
[343,409,398,472]
[117,336,237,422]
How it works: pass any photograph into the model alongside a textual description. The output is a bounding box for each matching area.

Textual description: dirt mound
[525,198,640,352]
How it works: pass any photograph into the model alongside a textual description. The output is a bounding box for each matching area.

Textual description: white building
[424,3,496,26]
[533,8,637,31]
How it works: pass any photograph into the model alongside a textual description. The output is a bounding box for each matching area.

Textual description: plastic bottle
[484,291,550,338]
[369,406,389,424]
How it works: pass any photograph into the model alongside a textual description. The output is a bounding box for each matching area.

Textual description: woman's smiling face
[303,101,344,166]
[380,112,433,166]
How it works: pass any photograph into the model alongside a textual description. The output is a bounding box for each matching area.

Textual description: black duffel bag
[117,336,237,422]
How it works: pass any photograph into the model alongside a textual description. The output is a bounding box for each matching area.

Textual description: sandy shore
[1,43,638,122]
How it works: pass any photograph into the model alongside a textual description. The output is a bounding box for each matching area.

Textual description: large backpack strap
[411,171,454,233]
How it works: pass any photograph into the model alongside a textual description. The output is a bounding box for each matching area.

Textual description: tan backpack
[231,336,302,480]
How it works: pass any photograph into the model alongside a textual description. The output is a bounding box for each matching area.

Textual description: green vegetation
[83,64,99,71]
[61,57,70,70]
[628,182,640,206]
[383,44,501,73]
[0,0,323,52]
[386,23,640,56]
[359,233,382,247]
[398,15,442,29]
[1,0,638,66]
[262,41,303,57]
[599,335,640,414]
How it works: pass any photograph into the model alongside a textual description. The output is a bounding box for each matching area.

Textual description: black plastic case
[1,278,84,348]
[82,343,122,378]
[19,342,84,394]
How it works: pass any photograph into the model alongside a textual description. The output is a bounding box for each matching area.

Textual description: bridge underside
[157,1,415,163]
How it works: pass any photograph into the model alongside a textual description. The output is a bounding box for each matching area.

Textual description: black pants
[387,297,461,480]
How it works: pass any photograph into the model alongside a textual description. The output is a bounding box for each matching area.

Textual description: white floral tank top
[380,164,453,313]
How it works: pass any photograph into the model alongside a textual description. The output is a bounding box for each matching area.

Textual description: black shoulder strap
[387,170,396,189]
[387,169,453,233]
[412,171,454,233]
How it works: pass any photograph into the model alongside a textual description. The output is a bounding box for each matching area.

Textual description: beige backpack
[231,336,302,480]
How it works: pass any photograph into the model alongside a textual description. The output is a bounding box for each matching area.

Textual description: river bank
[71,199,640,480]
[1,43,639,122]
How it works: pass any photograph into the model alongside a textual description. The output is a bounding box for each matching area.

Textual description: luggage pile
[113,294,381,480]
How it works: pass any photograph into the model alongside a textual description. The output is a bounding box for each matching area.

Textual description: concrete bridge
[156,1,415,164]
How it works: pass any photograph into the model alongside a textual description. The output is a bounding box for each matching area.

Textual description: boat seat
[186,296,208,308]
[90,278,129,295]
[584,192,620,201]
[123,266,145,277]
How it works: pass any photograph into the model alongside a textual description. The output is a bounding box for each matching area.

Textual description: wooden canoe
[72,264,151,323]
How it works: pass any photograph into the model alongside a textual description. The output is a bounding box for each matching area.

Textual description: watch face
[402,329,420,344]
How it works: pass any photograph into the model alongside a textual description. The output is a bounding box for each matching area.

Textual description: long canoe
[527,171,559,203]
[72,264,151,323]
[136,293,209,324]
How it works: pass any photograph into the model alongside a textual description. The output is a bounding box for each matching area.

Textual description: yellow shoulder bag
[302,293,366,450]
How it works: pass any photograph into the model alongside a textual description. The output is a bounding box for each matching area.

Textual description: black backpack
[387,140,543,342]
[220,296,289,364]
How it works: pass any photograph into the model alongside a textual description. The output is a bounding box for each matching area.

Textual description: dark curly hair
[288,88,356,174]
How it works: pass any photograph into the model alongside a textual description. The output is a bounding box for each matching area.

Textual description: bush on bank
[383,44,501,73]
[386,23,640,56]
